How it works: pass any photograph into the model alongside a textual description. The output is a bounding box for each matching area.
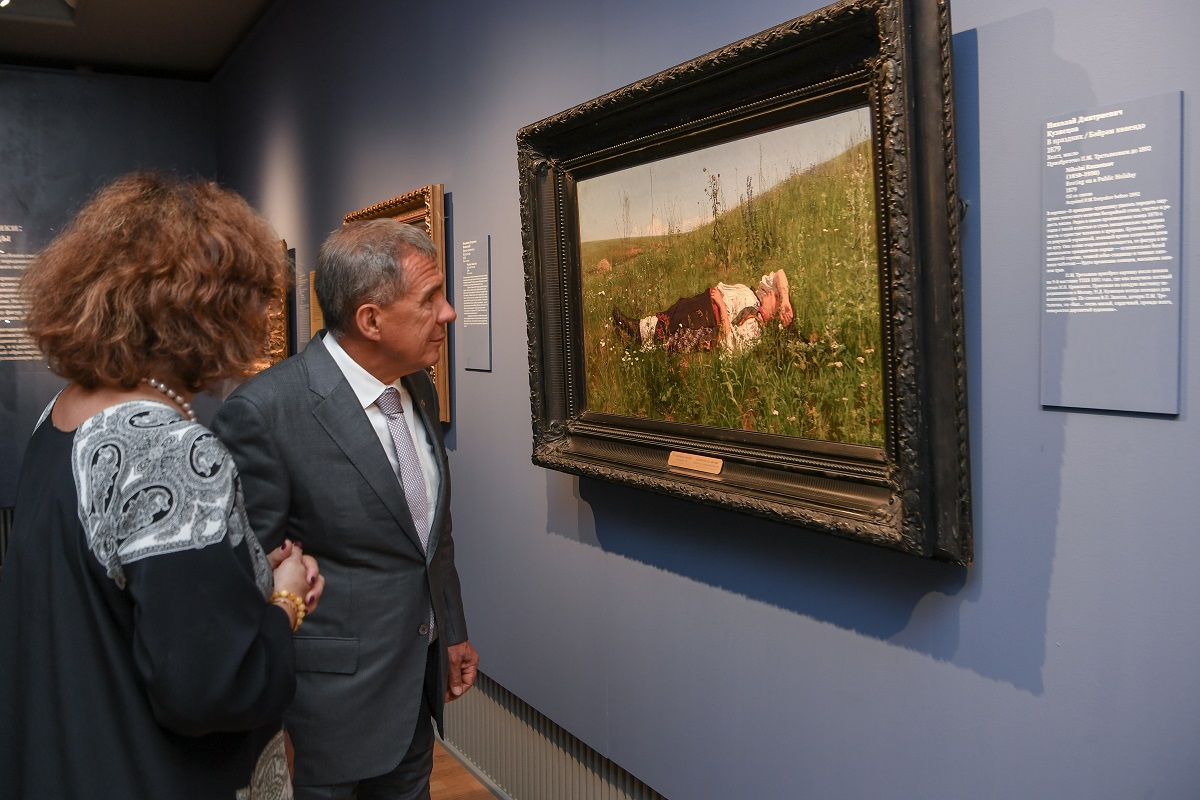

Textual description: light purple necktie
[376,387,430,551]
[377,387,436,641]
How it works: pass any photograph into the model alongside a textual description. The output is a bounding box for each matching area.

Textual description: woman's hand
[266,539,297,570]
[271,543,325,617]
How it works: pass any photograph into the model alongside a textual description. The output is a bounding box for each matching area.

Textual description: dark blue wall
[214,1,1200,797]
[0,68,214,505]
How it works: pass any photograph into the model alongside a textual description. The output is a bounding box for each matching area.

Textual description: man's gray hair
[314,219,438,336]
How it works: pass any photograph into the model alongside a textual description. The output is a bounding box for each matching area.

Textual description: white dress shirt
[322,332,439,537]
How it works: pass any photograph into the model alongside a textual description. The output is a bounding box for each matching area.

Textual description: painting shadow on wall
[581,476,968,635]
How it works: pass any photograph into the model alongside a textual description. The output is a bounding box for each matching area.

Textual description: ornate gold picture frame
[344,185,451,423]
[253,241,295,375]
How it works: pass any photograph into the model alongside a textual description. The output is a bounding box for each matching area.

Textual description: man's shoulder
[227,349,311,404]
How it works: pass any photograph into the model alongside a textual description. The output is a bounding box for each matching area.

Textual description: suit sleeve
[433,504,469,644]
[210,395,292,553]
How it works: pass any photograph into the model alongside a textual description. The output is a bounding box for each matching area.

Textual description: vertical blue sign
[1041,92,1183,413]
[461,236,492,372]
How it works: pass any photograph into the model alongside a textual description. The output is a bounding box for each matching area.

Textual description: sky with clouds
[576,105,872,243]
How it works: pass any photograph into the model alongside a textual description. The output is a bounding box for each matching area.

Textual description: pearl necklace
[142,377,197,422]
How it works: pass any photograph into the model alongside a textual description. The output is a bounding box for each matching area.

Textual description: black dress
[0,401,296,799]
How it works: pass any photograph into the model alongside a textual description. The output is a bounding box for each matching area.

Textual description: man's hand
[445,641,479,702]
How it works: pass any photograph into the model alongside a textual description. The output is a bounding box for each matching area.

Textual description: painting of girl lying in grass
[578,105,884,447]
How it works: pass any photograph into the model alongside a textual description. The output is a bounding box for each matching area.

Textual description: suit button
[418,624,430,636]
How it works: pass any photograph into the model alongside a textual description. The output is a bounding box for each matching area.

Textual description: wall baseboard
[436,734,513,800]
[444,672,666,800]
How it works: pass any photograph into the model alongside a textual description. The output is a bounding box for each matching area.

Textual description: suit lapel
[403,370,448,563]
[304,334,425,552]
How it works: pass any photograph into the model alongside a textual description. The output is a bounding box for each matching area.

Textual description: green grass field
[579,140,884,447]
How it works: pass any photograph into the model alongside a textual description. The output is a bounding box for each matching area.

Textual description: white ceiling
[0,0,278,79]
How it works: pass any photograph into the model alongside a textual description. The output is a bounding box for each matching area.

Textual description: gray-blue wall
[214,1,1200,797]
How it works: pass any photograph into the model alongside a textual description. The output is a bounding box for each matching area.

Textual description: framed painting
[251,241,296,374]
[344,185,451,423]
[518,0,972,562]
[308,270,323,338]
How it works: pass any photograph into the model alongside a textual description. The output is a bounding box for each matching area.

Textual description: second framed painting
[251,241,296,376]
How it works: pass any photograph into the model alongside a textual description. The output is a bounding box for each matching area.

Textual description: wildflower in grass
[830,361,843,368]
[856,356,864,363]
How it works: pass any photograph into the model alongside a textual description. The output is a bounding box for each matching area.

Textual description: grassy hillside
[579,139,883,447]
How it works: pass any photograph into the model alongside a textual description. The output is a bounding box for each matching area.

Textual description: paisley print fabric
[71,400,272,597]
[237,730,294,800]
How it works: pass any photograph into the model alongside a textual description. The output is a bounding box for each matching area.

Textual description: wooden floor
[432,740,495,800]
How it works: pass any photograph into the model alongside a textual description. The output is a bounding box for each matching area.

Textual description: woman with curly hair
[0,173,325,799]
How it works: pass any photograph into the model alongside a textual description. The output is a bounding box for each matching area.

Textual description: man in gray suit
[212,219,477,800]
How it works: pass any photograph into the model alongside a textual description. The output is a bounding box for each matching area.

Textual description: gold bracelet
[270,589,306,632]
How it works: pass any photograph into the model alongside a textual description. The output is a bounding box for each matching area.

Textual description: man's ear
[354,303,383,342]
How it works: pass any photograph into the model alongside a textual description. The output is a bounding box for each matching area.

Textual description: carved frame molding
[517,0,971,562]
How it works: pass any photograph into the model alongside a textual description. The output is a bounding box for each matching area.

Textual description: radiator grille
[443,672,666,800]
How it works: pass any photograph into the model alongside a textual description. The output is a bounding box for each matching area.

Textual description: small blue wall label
[1040,92,1183,414]
[461,235,492,372]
